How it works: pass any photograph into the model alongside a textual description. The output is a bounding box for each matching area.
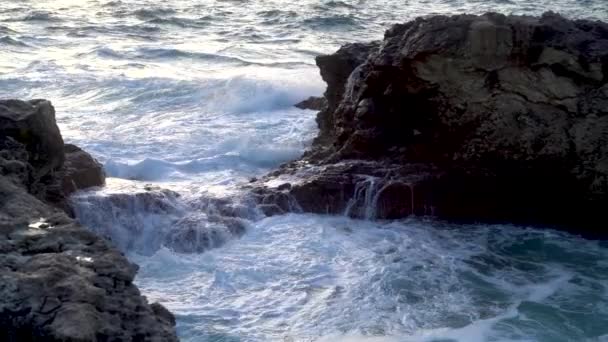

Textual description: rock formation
[0,99,177,341]
[294,96,327,111]
[255,12,608,238]
[71,182,249,256]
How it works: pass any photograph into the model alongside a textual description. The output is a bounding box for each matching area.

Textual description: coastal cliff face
[0,100,177,341]
[255,12,608,237]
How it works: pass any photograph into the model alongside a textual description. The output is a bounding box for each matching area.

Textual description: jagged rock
[0,180,178,341]
[0,99,64,180]
[257,12,608,237]
[312,42,380,148]
[0,100,178,340]
[295,96,327,111]
[0,100,108,210]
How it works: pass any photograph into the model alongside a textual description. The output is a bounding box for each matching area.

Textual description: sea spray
[131,214,608,341]
[344,175,381,219]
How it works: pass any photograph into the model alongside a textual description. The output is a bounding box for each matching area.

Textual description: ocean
[1,0,607,341]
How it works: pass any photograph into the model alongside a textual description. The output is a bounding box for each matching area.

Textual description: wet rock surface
[0,99,177,341]
[256,12,608,238]
[71,179,254,256]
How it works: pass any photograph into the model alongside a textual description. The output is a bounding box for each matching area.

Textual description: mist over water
[2,0,607,341]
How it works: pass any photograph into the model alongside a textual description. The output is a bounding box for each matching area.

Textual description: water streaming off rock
[2,0,607,341]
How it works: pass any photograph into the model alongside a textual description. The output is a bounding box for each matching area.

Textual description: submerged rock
[0,100,177,340]
[258,12,608,238]
[71,178,256,256]
[71,184,183,255]
[163,213,247,254]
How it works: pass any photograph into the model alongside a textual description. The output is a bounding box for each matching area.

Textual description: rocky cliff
[0,99,178,341]
[254,12,608,238]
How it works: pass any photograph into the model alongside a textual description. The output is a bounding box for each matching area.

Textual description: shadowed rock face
[0,100,106,210]
[312,42,381,149]
[0,100,64,180]
[61,144,105,197]
[255,12,608,238]
[0,99,177,341]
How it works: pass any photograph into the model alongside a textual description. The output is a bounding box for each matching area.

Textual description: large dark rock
[61,144,105,196]
[256,12,608,238]
[0,100,177,340]
[0,100,64,180]
[162,213,247,254]
[0,100,106,208]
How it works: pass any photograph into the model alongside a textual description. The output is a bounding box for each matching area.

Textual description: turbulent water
[2,0,608,341]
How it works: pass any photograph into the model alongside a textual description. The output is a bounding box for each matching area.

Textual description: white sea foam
[123,215,608,341]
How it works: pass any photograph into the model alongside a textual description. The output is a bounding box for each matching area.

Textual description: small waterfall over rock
[342,175,423,220]
[249,161,436,220]
[70,179,258,255]
[343,176,381,219]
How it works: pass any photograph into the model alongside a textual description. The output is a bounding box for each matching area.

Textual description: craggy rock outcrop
[0,100,105,209]
[255,12,608,238]
[0,99,177,341]
[313,42,380,147]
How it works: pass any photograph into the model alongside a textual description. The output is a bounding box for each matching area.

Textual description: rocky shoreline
[256,12,608,238]
[0,100,177,341]
[1,10,607,340]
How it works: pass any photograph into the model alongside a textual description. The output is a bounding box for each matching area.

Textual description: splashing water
[344,176,381,219]
[2,0,607,341]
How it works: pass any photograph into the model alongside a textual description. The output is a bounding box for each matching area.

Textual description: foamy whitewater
[2,0,608,341]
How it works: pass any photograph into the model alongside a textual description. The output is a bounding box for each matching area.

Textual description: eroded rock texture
[258,12,608,237]
[0,99,177,341]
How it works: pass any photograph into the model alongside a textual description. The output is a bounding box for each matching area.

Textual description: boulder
[256,12,608,238]
[61,144,105,196]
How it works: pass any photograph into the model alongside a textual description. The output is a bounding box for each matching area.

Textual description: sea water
[1,0,607,341]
